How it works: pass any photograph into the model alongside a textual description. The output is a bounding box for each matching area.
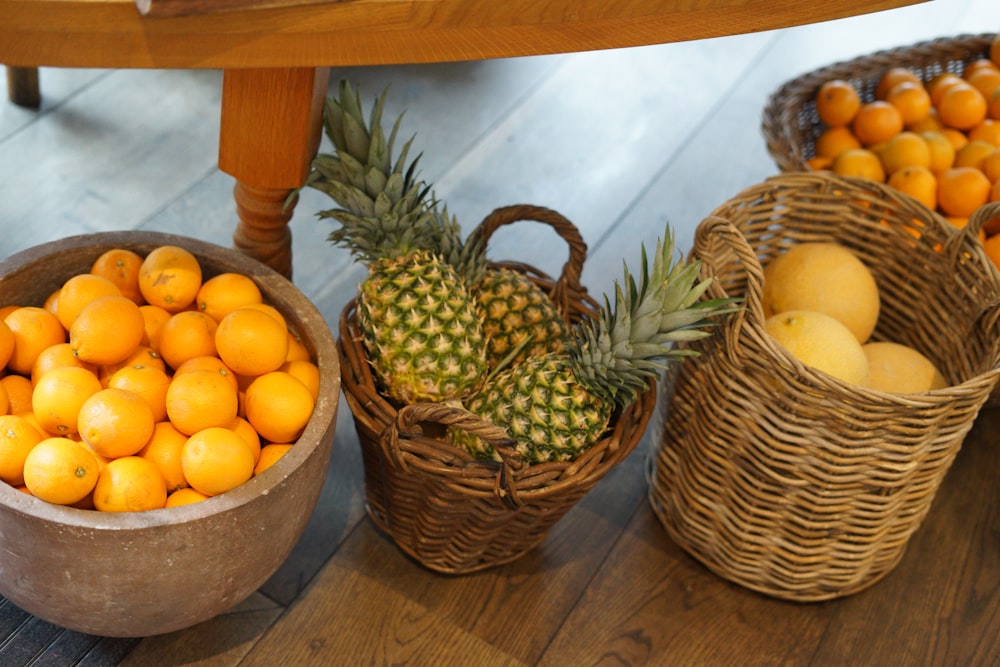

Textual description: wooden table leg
[6,66,41,109]
[219,66,329,279]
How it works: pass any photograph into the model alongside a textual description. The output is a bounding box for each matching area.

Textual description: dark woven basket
[648,172,1000,602]
[338,204,656,574]
[762,32,996,171]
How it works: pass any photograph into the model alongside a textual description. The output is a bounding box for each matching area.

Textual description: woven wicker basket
[648,172,1000,602]
[338,204,656,574]
[762,32,996,171]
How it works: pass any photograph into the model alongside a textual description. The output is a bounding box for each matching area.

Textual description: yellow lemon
[765,310,870,385]
[862,341,947,393]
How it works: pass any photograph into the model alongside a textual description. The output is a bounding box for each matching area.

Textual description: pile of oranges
[807,35,1000,266]
[0,245,319,512]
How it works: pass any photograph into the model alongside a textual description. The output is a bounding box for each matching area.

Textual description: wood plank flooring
[2,0,1000,664]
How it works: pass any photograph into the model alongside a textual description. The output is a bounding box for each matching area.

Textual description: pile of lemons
[761,242,947,393]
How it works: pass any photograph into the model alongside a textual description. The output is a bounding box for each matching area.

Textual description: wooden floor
[2,0,1000,664]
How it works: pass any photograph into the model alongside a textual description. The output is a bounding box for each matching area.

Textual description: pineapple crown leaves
[570,227,742,406]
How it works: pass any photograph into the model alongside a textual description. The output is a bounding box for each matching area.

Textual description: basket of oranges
[0,231,339,637]
[762,33,1000,237]
[649,172,1000,602]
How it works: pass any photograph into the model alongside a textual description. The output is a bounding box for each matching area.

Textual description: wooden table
[0,0,927,278]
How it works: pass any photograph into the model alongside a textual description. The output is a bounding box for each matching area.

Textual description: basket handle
[691,215,766,364]
[380,402,526,509]
[467,204,588,319]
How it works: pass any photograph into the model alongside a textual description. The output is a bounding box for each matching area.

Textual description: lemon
[762,242,880,343]
[765,309,870,385]
[863,341,948,393]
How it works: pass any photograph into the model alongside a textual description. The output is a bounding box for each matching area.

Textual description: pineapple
[455,228,740,463]
[440,223,570,371]
[306,81,487,404]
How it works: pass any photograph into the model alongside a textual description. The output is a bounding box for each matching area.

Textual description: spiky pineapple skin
[474,268,568,370]
[359,250,487,404]
[458,354,613,463]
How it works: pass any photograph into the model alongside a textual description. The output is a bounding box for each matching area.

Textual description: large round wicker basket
[338,204,656,575]
[648,172,1000,602]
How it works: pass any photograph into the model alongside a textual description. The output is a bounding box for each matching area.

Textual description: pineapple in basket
[306,81,487,404]
[454,229,741,464]
[307,81,569,380]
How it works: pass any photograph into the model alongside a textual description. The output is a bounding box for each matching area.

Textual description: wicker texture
[338,204,656,574]
[648,172,1000,601]
[762,32,996,171]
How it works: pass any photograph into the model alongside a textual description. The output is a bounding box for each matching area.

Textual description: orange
[90,248,145,306]
[55,273,121,331]
[985,148,1000,183]
[5,306,66,376]
[157,310,218,371]
[815,79,861,127]
[953,139,997,170]
[937,83,987,131]
[244,371,315,444]
[31,342,97,385]
[814,125,861,159]
[195,272,263,323]
[92,455,167,512]
[991,88,1000,121]
[968,119,1000,147]
[43,290,59,315]
[215,307,289,378]
[77,387,155,459]
[241,303,286,330]
[173,355,239,392]
[0,414,45,486]
[985,232,1000,270]
[886,80,932,127]
[22,437,100,505]
[888,165,937,211]
[992,36,1000,68]
[254,444,293,476]
[927,72,965,107]
[879,131,931,174]
[907,107,944,133]
[806,156,834,171]
[281,359,320,401]
[875,66,921,100]
[832,148,886,182]
[180,427,255,496]
[0,319,14,370]
[107,364,172,423]
[852,101,904,146]
[285,331,311,363]
[139,421,190,492]
[0,305,20,321]
[0,382,10,417]
[966,68,1000,101]
[941,127,969,151]
[31,366,102,436]
[228,416,261,465]
[138,245,203,313]
[138,304,172,353]
[98,346,167,386]
[992,179,1000,203]
[165,487,209,508]
[920,130,957,172]
[165,368,239,436]
[937,166,992,218]
[1,374,34,415]
[964,58,1000,79]
[69,295,145,366]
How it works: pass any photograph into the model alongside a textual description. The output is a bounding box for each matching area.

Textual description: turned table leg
[218,66,329,279]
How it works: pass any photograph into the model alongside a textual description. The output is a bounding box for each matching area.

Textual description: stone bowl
[0,231,340,637]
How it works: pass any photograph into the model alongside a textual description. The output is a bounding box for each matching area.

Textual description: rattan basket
[648,172,1000,602]
[762,32,996,171]
[338,204,656,574]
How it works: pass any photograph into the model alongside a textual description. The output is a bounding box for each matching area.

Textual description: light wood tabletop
[0,0,929,277]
